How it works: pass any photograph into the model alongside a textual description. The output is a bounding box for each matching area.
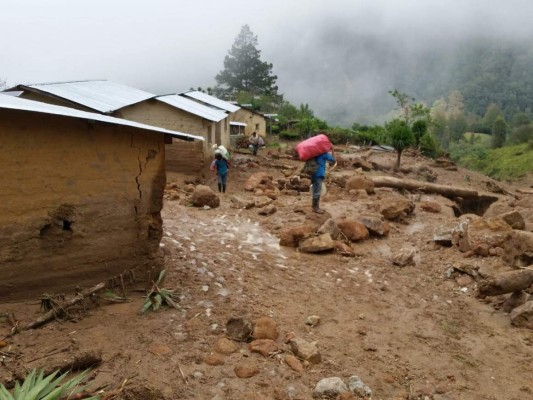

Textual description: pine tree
[215,25,279,99]
[491,116,508,148]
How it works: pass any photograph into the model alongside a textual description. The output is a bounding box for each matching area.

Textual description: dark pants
[252,144,258,155]
[311,176,324,199]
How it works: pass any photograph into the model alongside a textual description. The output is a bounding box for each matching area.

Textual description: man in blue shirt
[214,153,229,193]
[311,149,336,213]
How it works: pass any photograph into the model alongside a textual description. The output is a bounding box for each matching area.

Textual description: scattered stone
[252,316,279,340]
[234,361,260,378]
[466,218,513,256]
[392,247,417,267]
[502,291,529,313]
[289,338,321,364]
[285,354,304,372]
[345,176,375,194]
[214,337,239,354]
[337,220,369,242]
[226,316,253,342]
[249,339,279,357]
[347,375,372,398]
[380,196,415,220]
[503,230,533,267]
[420,201,442,213]
[230,196,245,208]
[433,226,453,246]
[245,172,269,192]
[317,218,341,240]
[298,233,335,253]
[191,185,220,208]
[279,225,317,247]
[500,210,526,230]
[357,215,390,236]
[334,241,356,257]
[258,204,277,216]
[204,353,225,366]
[510,301,533,329]
[305,315,321,326]
[314,377,348,398]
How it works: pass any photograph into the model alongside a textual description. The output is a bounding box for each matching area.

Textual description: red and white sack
[295,134,332,161]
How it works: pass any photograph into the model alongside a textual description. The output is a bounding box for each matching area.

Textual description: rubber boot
[313,197,325,214]
[222,184,226,193]
[218,183,222,193]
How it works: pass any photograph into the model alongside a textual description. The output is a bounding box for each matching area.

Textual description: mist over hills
[275,31,533,127]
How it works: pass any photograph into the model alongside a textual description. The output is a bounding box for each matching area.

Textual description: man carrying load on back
[310,148,335,214]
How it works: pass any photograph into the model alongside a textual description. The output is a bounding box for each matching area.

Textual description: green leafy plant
[279,130,300,141]
[0,369,98,400]
[141,270,180,313]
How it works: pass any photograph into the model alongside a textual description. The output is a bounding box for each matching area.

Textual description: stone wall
[0,110,166,301]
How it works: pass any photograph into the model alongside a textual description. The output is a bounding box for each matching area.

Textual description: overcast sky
[2,0,532,123]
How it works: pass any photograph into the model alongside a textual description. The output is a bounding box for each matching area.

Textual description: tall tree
[491,116,508,148]
[387,118,415,171]
[215,25,279,100]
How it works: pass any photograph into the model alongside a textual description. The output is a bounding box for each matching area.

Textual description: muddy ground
[1,145,533,400]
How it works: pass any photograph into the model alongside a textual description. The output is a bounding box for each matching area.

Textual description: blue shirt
[312,152,335,179]
[215,158,228,175]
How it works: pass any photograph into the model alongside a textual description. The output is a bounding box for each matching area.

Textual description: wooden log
[477,269,533,297]
[370,175,480,198]
[25,282,105,330]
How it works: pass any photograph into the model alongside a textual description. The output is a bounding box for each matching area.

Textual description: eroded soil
[1,146,533,400]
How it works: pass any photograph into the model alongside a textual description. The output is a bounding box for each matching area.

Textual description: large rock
[289,337,321,364]
[451,214,480,252]
[500,210,526,230]
[337,220,369,242]
[380,196,415,220]
[191,185,220,208]
[279,225,316,247]
[252,316,279,340]
[357,215,390,236]
[317,218,341,240]
[510,301,533,329]
[433,225,453,246]
[503,230,533,267]
[466,218,513,256]
[420,201,442,213]
[314,377,348,398]
[347,375,372,398]
[234,361,260,378]
[345,175,375,194]
[298,233,335,253]
[392,247,417,267]
[244,172,269,192]
[214,337,239,354]
[249,339,279,357]
[225,316,253,342]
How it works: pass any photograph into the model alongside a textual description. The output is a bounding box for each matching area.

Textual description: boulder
[500,210,526,230]
[357,215,390,236]
[249,339,279,357]
[392,247,417,267]
[348,375,372,398]
[433,225,453,246]
[510,301,533,329]
[298,233,335,253]
[337,220,369,242]
[234,361,260,378]
[244,172,269,192]
[420,201,442,213]
[317,218,341,240]
[289,337,321,364]
[252,316,279,340]
[279,225,317,247]
[503,230,533,267]
[191,185,220,208]
[380,196,415,220]
[258,205,277,216]
[314,377,348,398]
[466,218,513,256]
[214,337,239,355]
[225,316,253,342]
[345,176,375,194]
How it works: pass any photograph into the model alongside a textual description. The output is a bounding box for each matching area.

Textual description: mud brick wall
[0,110,166,301]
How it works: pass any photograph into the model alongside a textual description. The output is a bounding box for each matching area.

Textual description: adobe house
[4,80,225,179]
[180,90,240,149]
[0,95,202,302]
[232,105,267,137]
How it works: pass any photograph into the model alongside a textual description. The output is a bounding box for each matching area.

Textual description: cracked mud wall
[0,110,166,301]
[118,101,216,179]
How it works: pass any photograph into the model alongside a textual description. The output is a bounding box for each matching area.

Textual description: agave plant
[141,270,181,313]
[0,369,99,400]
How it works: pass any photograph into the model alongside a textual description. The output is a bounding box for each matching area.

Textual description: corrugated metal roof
[182,90,240,113]
[230,121,247,126]
[18,80,155,114]
[0,94,203,141]
[156,94,227,122]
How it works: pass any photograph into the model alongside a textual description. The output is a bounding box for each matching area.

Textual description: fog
[2,0,532,125]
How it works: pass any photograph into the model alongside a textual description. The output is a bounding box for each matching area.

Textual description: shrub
[279,130,300,141]
[326,128,354,145]
[419,133,441,158]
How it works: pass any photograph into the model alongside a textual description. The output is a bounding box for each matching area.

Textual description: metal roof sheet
[0,94,203,141]
[19,80,155,114]
[182,90,240,113]
[230,121,247,126]
[156,94,227,122]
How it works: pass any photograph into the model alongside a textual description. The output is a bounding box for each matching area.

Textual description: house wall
[0,110,166,301]
[232,109,266,137]
[117,101,213,179]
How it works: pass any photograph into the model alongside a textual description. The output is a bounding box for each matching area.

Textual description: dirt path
[1,149,532,400]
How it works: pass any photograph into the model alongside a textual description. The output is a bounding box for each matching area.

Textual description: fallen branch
[369,175,481,198]
[25,282,106,331]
